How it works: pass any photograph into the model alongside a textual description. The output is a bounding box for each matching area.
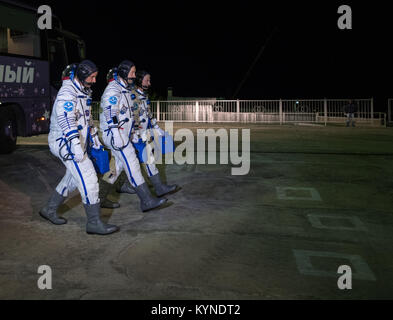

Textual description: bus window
[64,37,82,64]
[48,38,68,89]
[0,3,41,58]
[79,43,86,60]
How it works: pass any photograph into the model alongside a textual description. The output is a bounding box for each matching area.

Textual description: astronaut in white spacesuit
[99,60,167,212]
[39,60,119,235]
[131,70,178,196]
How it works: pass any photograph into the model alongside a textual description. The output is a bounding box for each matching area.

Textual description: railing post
[371,97,374,120]
[324,98,328,126]
[388,99,391,125]
[236,99,240,122]
[157,101,160,122]
[279,99,283,125]
[196,101,199,122]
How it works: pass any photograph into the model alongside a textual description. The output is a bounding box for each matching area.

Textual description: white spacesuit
[132,87,161,177]
[100,75,145,187]
[131,71,178,197]
[99,61,167,212]
[48,78,100,204]
[40,60,119,235]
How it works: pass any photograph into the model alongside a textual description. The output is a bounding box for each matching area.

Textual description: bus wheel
[0,108,17,154]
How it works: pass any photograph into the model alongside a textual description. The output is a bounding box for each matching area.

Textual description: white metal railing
[388,99,393,125]
[92,98,386,126]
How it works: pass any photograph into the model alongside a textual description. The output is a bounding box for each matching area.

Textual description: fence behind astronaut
[92,98,386,126]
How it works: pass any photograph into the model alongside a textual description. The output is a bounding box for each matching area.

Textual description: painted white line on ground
[276,187,322,201]
[307,214,368,232]
[293,249,376,281]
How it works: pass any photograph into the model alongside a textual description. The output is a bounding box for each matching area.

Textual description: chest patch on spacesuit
[120,105,127,114]
[109,96,118,105]
[75,110,82,120]
[63,101,74,112]
[132,102,139,111]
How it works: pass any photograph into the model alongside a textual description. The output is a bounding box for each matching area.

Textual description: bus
[0,0,86,153]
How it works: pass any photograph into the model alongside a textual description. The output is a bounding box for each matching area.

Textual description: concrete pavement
[1,124,392,299]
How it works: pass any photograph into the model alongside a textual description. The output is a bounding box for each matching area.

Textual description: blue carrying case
[132,139,148,163]
[89,146,110,174]
[132,132,175,164]
[158,132,175,154]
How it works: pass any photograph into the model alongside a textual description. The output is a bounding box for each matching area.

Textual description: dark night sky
[29,0,392,110]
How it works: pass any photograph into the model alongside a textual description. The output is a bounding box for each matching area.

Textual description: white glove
[140,130,148,142]
[111,128,124,149]
[155,127,165,137]
[92,134,102,150]
[132,131,140,144]
[72,141,84,162]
